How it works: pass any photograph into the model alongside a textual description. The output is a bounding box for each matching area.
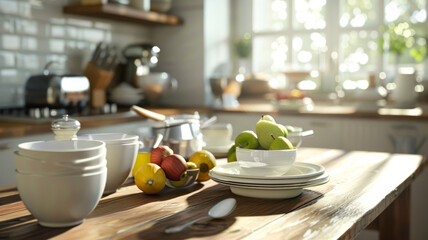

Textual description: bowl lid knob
[51,115,81,140]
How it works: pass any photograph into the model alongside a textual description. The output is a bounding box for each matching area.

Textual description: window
[235,0,427,94]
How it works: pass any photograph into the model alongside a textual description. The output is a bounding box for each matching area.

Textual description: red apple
[161,154,187,181]
[150,145,173,166]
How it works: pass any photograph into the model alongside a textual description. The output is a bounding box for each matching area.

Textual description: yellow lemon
[134,163,166,194]
[169,174,189,187]
[132,152,151,177]
[189,150,216,182]
[186,162,198,169]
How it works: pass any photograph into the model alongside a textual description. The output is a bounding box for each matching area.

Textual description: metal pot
[132,106,216,159]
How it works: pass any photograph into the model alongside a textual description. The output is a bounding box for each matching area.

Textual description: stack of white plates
[209,162,329,199]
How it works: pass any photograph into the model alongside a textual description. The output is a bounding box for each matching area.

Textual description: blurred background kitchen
[0,0,428,239]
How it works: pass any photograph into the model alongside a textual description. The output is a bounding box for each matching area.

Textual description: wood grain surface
[0,148,425,240]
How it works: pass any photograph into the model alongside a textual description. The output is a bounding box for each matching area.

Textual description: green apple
[277,123,289,138]
[235,130,259,149]
[285,125,296,133]
[269,135,294,150]
[256,120,284,149]
[260,115,275,123]
[227,145,237,162]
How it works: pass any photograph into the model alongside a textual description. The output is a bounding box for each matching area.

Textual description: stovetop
[0,104,118,123]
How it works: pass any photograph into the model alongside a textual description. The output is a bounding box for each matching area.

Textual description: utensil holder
[83,61,114,108]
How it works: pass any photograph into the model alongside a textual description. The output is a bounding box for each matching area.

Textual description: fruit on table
[189,150,216,182]
[256,119,285,149]
[269,135,294,150]
[134,163,166,194]
[150,145,173,166]
[227,145,237,162]
[132,152,151,177]
[277,123,289,138]
[168,175,189,187]
[285,125,296,133]
[169,162,199,187]
[235,130,259,149]
[161,154,188,181]
[186,162,198,169]
[260,115,275,122]
[234,115,298,150]
[168,161,198,187]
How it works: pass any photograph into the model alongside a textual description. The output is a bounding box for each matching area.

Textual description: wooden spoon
[131,105,166,122]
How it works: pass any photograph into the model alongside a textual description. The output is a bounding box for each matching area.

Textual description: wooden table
[0,148,426,239]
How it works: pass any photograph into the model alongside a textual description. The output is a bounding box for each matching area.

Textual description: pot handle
[131,105,166,122]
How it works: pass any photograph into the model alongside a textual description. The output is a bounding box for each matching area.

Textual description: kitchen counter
[1,102,428,140]
[0,149,425,239]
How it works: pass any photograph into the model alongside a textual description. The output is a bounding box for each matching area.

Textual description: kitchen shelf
[63,4,183,26]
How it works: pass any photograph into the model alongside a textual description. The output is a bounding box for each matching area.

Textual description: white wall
[153,0,232,107]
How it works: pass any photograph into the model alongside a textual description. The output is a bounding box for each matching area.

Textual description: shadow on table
[87,182,206,218]
[0,215,74,240]
[0,187,20,206]
[129,183,329,239]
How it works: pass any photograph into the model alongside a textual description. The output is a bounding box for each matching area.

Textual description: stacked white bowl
[14,140,107,228]
[78,133,141,194]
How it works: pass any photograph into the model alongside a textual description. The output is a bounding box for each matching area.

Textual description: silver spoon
[165,198,237,234]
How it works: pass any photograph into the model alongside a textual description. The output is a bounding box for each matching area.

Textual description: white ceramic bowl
[18,140,106,162]
[201,123,233,147]
[15,168,107,228]
[14,151,107,175]
[287,132,302,148]
[77,133,141,194]
[103,142,140,194]
[78,133,140,145]
[236,147,297,177]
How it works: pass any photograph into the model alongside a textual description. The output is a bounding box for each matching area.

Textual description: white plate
[212,177,329,199]
[211,162,324,180]
[209,171,329,186]
[230,187,303,199]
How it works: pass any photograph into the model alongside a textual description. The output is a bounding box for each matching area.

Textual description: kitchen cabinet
[63,4,184,26]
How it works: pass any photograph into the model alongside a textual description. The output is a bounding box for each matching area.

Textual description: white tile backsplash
[0,0,152,108]
[15,18,39,35]
[21,36,38,51]
[50,25,66,37]
[0,16,14,32]
[1,34,20,50]
[0,50,15,67]
[0,0,19,15]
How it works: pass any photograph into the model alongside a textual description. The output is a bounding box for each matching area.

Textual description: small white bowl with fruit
[228,115,298,177]
[132,146,217,194]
